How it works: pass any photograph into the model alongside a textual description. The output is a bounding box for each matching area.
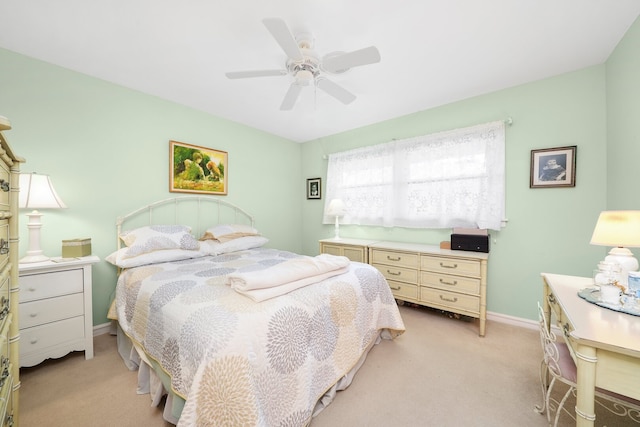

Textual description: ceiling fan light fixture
[296,69,314,86]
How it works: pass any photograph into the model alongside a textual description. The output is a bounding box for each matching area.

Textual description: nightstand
[319,238,379,263]
[18,255,99,367]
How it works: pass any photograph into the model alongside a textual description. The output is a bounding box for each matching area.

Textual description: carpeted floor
[18,304,638,426]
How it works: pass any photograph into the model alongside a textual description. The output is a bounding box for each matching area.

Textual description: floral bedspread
[115,248,405,427]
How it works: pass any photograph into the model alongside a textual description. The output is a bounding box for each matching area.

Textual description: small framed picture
[530,146,577,188]
[307,178,321,199]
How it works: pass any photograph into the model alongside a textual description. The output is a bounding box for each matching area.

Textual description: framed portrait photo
[307,178,321,199]
[170,140,228,195]
[530,146,577,188]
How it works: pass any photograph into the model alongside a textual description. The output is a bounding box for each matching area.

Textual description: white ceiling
[1,1,639,143]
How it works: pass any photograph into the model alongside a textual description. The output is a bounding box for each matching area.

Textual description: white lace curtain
[323,120,506,230]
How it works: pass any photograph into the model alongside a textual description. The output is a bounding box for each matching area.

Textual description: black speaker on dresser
[450,234,490,253]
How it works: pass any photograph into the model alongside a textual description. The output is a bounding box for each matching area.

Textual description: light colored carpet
[19,304,636,426]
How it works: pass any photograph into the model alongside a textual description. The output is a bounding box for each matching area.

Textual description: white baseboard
[487,310,537,330]
[93,322,113,336]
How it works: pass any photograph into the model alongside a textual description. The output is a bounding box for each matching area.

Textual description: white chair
[534,302,640,426]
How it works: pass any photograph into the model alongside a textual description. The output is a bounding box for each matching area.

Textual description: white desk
[541,273,640,427]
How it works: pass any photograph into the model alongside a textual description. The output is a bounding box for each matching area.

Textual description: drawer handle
[29,312,38,318]
[439,262,458,269]
[563,322,571,338]
[6,413,13,427]
[0,239,8,255]
[0,296,8,321]
[386,255,401,262]
[0,180,8,193]
[439,278,458,286]
[30,338,38,344]
[0,356,8,388]
[439,295,458,303]
[548,294,556,304]
[390,285,401,291]
[386,269,401,276]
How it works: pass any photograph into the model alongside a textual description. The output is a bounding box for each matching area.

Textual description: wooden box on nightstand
[18,255,100,367]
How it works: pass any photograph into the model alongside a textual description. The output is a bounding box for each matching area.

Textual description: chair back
[537,302,567,380]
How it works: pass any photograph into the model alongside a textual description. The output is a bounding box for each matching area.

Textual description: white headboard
[116,196,255,250]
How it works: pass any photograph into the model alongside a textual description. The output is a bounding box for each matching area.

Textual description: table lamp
[326,198,346,239]
[590,210,640,286]
[19,173,67,263]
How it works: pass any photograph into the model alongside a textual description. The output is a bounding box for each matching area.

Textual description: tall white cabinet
[0,116,22,426]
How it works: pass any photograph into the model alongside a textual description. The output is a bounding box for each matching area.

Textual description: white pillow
[119,225,199,259]
[106,248,207,268]
[201,224,259,242]
[199,235,268,255]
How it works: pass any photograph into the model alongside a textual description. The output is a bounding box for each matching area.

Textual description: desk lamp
[19,173,66,263]
[326,199,346,240]
[590,210,640,286]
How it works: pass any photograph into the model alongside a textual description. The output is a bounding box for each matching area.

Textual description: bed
[107,196,405,426]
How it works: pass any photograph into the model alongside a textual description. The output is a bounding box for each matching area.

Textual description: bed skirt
[115,322,383,425]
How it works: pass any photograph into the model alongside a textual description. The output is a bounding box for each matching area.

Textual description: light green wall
[0,48,303,326]
[606,16,640,209]
[2,14,638,326]
[302,67,609,321]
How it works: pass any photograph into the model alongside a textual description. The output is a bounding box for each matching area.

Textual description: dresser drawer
[20,293,84,328]
[421,272,480,295]
[0,221,8,273]
[370,249,419,269]
[20,316,85,357]
[19,268,84,302]
[0,159,9,211]
[371,263,418,284]
[420,287,480,316]
[0,320,9,363]
[0,273,8,334]
[0,367,11,426]
[421,255,480,277]
[387,279,418,301]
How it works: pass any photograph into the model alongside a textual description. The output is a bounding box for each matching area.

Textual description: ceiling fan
[225,18,381,110]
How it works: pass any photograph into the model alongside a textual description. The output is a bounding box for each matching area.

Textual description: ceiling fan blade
[225,70,287,79]
[322,46,381,73]
[316,78,356,105]
[262,18,304,61]
[280,83,303,110]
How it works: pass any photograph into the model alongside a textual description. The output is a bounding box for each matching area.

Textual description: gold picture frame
[530,146,576,188]
[170,140,228,195]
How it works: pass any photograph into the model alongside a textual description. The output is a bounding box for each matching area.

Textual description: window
[323,120,505,230]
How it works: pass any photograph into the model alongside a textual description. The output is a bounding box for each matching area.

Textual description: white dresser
[18,255,99,367]
[369,241,488,336]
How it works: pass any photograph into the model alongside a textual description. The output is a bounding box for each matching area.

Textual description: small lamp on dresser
[326,198,346,240]
[19,172,67,263]
[590,210,640,286]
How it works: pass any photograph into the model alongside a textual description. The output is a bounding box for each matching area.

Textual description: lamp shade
[590,211,640,247]
[326,199,346,216]
[19,173,67,209]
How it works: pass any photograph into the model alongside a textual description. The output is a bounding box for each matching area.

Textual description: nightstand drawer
[370,249,419,269]
[20,316,85,357]
[420,287,480,315]
[19,268,83,302]
[421,272,480,295]
[19,293,84,328]
[371,263,418,284]
[421,255,480,277]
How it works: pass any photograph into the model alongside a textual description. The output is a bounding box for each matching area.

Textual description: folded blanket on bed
[234,266,350,302]
[226,253,350,301]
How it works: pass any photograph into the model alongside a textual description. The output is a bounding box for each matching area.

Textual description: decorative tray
[578,287,640,317]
